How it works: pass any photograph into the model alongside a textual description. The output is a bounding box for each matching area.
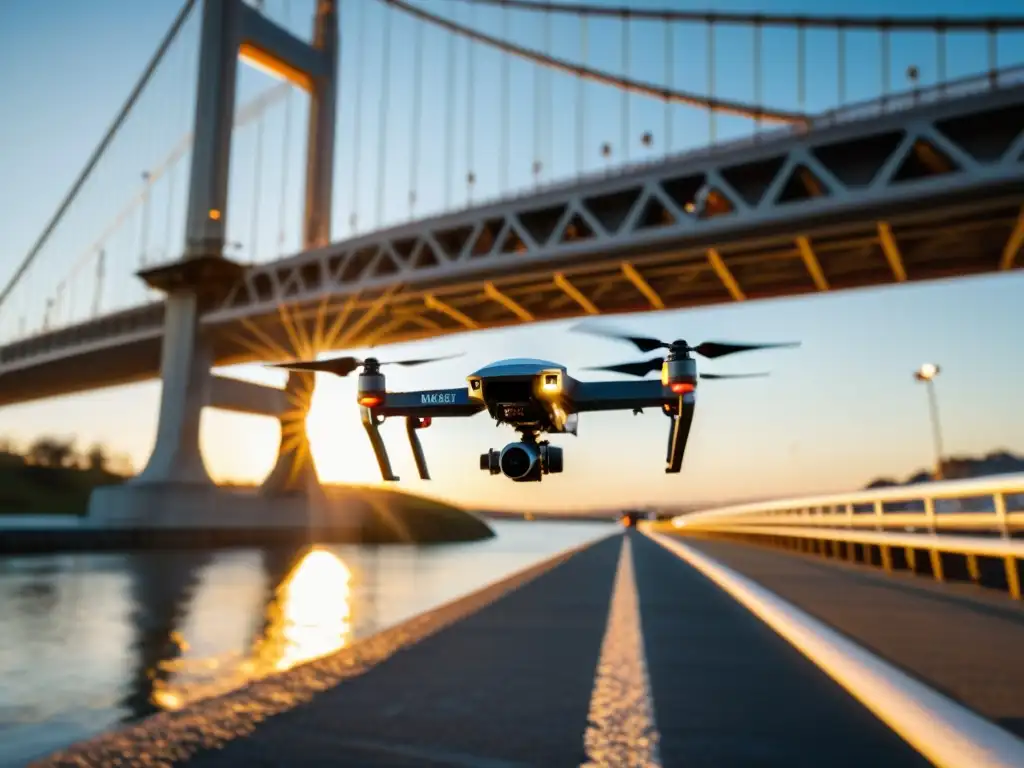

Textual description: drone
[270,326,799,483]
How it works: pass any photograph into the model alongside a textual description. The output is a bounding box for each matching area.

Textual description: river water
[0,519,615,767]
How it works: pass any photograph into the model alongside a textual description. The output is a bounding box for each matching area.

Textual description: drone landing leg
[405,417,431,480]
[666,395,695,474]
[361,406,399,481]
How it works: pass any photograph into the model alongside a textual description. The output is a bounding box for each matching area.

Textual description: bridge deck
[681,535,1024,739]
[34,531,956,767]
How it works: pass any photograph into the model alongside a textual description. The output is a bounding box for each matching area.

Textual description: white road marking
[581,535,662,768]
[648,530,1024,768]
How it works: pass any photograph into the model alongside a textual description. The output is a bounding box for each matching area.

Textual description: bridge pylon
[89,0,340,530]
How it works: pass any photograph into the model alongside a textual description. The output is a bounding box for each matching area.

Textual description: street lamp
[913,363,945,480]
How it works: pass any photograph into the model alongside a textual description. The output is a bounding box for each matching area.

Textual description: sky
[0,0,1021,511]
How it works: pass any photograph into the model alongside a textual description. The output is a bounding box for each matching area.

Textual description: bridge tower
[91,0,339,527]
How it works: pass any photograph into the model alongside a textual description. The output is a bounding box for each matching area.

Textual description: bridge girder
[1,79,1023,405]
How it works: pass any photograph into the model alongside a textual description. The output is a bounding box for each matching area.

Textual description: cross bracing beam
[0,82,1022,406]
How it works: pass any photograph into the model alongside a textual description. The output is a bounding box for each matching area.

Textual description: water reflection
[0,520,614,766]
[151,547,353,712]
[120,552,210,721]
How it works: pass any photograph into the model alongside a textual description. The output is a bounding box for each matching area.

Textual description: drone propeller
[269,352,463,377]
[585,358,769,380]
[572,324,800,359]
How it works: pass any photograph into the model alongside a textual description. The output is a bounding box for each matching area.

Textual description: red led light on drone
[357,394,383,407]
[670,382,695,395]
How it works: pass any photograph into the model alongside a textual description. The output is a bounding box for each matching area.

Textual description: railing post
[875,499,893,572]
[995,492,1021,599]
[924,496,945,582]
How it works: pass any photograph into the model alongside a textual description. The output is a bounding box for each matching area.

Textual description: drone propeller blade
[585,357,666,378]
[268,355,363,377]
[692,341,800,359]
[381,352,465,367]
[571,324,669,353]
[699,372,770,380]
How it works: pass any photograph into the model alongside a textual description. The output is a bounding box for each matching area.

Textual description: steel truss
[1,81,1022,405]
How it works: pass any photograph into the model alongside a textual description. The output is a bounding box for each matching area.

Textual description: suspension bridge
[4,3,1024,765]
[0,0,1021,492]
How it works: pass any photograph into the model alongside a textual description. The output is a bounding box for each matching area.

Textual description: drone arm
[375,388,486,419]
[570,380,673,412]
[361,406,400,481]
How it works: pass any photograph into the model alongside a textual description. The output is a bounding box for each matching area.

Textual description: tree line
[0,435,134,476]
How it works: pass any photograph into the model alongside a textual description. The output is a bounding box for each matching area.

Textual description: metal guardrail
[664,473,1024,598]
[671,473,1024,533]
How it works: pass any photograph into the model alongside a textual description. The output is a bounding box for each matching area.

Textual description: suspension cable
[466,2,476,203]
[447,0,1024,31]
[576,15,586,177]
[409,11,424,217]
[61,84,289,285]
[278,0,292,252]
[375,5,393,228]
[443,1,457,208]
[349,0,365,233]
[0,0,199,315]
[379,0,807,124]
[251,113,265,262]
[500,2,510,192]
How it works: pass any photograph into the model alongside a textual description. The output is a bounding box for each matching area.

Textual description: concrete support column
[133,292,213,486]
[261,371,321,496]
[303,0,338,250]
[185,0,241,260]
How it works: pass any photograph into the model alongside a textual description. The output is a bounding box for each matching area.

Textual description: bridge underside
[0,193,1019,407]
[2,81,1023,406]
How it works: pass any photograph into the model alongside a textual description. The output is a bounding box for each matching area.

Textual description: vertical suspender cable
[576,14,587,178]
[279,89,293,250]
[278,0,293,251]
[937,25,947,93]
[93,250,105,317]
[881,26,891,104]
[987,23,997,86]
[753,21,762,137]
[500,2,510,193]
[466,3,476,204]
[837,24,846,106]
[621,12,630,161]
[409,15,424,218]
[532,12,541,186]
[375,4,393,228]
[797,23,806,113]
[664,17,673,156]
[166,16,190,259]
[251,114,265,262]
[350,0,365,232]
[139,172,153,268]
[543,10,552,182]
[444,1,456,209]
[707,22,717,143]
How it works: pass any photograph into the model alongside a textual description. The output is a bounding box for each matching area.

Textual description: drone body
[271,327,798,483]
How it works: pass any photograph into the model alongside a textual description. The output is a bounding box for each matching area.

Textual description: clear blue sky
[0,0,1021,511]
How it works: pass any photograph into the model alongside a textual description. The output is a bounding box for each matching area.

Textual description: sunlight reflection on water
[0,520,614,767]
[151,548,354,711]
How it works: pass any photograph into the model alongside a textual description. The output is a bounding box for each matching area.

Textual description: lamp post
[914,363,945,480]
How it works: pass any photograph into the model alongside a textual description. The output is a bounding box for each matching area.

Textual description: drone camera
[486,441,563,481]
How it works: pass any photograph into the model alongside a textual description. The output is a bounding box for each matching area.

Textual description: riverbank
[0,457,494,547]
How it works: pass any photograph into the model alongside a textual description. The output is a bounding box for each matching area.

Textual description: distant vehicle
[620,510,646,528]
[271,325,798,483]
